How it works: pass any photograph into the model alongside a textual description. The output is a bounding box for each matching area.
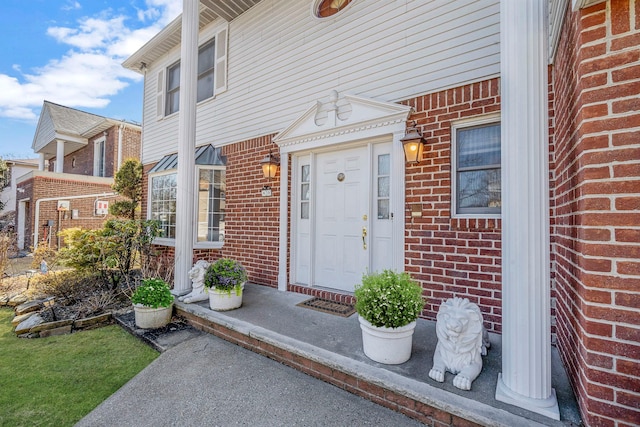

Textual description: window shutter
[156,68,165,120]
[214,24,228,95]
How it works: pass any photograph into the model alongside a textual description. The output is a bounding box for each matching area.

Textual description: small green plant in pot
[131,278,174,329]
[204,258,248,311]
[355,270,425,364]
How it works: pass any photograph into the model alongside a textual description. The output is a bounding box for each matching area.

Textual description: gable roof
[31,101,140,158]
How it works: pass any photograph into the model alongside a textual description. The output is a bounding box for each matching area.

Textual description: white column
[55,140,65,173]
[38,153,45,171]
[277,151,288,291]
[495,0,559,420]
[173,0,199,295]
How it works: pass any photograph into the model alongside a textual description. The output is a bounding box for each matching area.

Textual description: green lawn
[0,308,159,427]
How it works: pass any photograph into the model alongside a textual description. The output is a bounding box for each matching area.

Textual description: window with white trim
[148,145,227,246]
[157,25,228,119]
[94,137,106,177]
[197,167,226,243]
[452,117,501,216]
[165,61,180,116]
[149,172,177,239]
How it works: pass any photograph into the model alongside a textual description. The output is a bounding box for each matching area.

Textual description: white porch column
[277,152,288,291]
[173,0,199,294]
[496,0,559,420]
[38,153,45,171]
[55,140,64,173]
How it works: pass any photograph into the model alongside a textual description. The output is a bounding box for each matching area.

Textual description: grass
[0,308,159,427]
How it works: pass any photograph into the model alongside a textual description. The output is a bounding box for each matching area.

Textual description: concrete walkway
[76,333,424,426]
[78,284,582,426]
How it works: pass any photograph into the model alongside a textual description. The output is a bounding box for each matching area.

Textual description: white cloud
[0,0,181,122]
[62,1,82,12]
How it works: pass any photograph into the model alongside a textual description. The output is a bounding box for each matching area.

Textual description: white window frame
[147,166,226,249]
[194,165,226,250]
[451,113,501,218]
[93,136,106,177]
[148,170,178,246]
[164,60,181,116]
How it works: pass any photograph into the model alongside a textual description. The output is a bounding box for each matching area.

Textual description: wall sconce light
[260,151,280,179]
[400,121,426,165]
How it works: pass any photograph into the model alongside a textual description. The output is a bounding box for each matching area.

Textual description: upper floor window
[156,24,228,120]
[163,39,216,116]
[165,61,181,116]
[315,0,353,17]
[452,116,501,216]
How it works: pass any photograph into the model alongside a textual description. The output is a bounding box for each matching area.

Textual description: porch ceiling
[122,0,260,73]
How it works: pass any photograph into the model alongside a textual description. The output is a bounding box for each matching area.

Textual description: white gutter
[33,192,117,249]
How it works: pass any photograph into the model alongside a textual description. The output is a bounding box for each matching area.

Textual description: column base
[496,373,560,420]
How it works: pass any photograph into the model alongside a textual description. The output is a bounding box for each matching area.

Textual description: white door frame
[273,92,411,292]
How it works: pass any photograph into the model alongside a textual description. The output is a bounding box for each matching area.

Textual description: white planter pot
[133,302,173,329]
[208,284,244,311]
[358,315,417,364]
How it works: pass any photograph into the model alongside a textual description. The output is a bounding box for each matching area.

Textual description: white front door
[294,142,394,293]
[315,146,369,291]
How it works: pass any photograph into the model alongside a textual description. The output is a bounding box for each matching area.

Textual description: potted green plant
[204,258,248,311]
[354,270,425,364]
[131,278,174,329]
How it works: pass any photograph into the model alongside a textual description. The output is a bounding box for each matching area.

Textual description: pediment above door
[273,91,412,153]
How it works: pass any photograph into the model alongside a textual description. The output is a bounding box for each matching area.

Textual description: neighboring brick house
[0,158,39,229]
[123,1,638,425]
[16,101,141,250]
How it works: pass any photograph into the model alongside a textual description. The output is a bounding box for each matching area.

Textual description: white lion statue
[428,297,490,390]
[178,260,211,303]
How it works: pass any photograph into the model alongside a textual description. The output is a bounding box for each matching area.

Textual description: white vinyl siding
[141,0,500,163]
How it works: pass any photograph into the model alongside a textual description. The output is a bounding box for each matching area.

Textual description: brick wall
[63,124,141,177]
[400,78,504,333]
[18,175,122,250]
[552,1,640,425]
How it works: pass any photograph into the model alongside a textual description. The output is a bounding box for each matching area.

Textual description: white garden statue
[428,297,490,391]
[178,260,211,303]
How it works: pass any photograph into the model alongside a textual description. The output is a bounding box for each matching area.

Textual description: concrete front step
[176,295,568,427]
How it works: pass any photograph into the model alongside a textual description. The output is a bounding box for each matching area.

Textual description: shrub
[130,278,173,309]
[354,270,425,329]
[204,258,247,294]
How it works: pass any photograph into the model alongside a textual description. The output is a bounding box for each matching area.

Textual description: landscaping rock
[11,311,37,326]
[0,295,9,306]
[74,313,112,329]
[15,314,44,335]
[8,294,28,307]
[15,300,43,316]
[30,319,74,333]
[39,325,73,337]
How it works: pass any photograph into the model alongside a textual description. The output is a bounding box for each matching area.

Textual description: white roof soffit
[123,0,260,73]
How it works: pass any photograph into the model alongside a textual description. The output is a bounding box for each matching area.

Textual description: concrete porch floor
[176,283,582,427]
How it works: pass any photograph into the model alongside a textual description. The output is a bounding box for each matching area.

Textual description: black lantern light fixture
[400,121,426,165]
[260,151,280,179]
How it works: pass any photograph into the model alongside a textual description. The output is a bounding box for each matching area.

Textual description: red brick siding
[552,1,640,425]
[17,175,124,250]
[400,78,504,333]
[62,124,141,177]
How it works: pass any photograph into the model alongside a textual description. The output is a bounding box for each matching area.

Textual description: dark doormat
[296,297,356,318]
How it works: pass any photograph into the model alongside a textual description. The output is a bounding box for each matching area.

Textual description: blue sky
[0,0,182,159]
